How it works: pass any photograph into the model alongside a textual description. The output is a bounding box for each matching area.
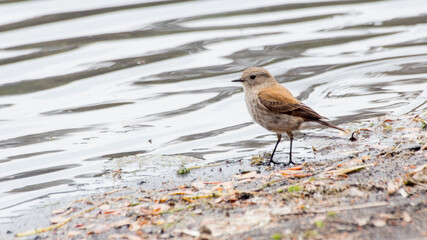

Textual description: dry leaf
[192,209,203,215]
[182,229,200,237]
[192,181,205,190]
[52,208,67,215]
[93,224,110,234]
[100,204,111,211]
[278,170,303,175]
[129,222,141,232]
[387,179,402,194]
[49,216,68,224]
[328,164,374,175]
[234,171,265,180]
[355,216,370,226]
[67,231,81,237]
[114,218,131,228]
[150,203,171,213]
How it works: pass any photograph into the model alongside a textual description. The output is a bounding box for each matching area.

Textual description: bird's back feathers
[258,85,326,121]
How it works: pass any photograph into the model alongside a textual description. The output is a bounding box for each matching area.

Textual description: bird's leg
[268,133,282,165]
[286,131,295,165]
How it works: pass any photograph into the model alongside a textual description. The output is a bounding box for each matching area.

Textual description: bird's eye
[250,75,256,79]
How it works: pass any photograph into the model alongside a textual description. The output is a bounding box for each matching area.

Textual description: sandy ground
[5,109,427,240]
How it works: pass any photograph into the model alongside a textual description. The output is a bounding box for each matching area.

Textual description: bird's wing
[258,86,326,120]
[258,87,300,113]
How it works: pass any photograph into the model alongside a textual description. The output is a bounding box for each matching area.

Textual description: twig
[16,201,108,237]
[275,201,389,216]
[187,163,222,170]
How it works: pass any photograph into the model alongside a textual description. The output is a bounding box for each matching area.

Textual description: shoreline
[5,109,427,240]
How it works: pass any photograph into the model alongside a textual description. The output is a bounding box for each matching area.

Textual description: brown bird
[232,67,345,165]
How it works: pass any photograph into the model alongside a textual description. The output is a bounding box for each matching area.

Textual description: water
[0,0,426,222]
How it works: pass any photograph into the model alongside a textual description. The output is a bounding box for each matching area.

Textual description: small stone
[373,219,386,227]
[387,181,400,194]
[200,225,212,235]
[346,187,364,197]
[402,211,412,222]
[355,216,370,226]
[182,229,200,237]
[398,188,409,198]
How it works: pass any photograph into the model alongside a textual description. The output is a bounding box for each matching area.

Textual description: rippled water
[1,0,426,221]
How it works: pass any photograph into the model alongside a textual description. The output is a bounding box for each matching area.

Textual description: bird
[232,67,345,165]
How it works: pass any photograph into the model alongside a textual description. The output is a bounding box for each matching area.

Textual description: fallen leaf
[93,224,110,234]
[328,164,374,175]
[192,181,205,190]
[49,216,68,224]
[387,179,402,194]
[233,171,263,180]
[203,181,222,184]
[114,218,131,228]
[52,208,68,215]
[192,209,203,215]
[67,231,81,237]
[278,170,303,175]
[103,210,119,215]
[150,203,171,213]
[182,197,194,203]
[293,173,313,178]
[169,191,194,195]
[182,229,200,237]
[221,181,234,189]
[355,216,370,226]
[129,222,142,232]
[100,204,111,211]
[288,163,306,170]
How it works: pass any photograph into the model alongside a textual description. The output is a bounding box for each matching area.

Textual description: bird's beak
[232,79,245,82]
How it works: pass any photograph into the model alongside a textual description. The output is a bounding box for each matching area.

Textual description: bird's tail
[316,120,346,132]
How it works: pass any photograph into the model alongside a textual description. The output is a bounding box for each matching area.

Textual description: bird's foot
[266,160,279,165]
[285,159,296,166]
[266,157,280,165]
[277,159,297,167]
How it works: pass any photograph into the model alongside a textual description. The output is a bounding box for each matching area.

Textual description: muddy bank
[6,109,427,240]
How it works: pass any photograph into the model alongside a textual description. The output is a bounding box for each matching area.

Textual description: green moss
[314,220,324,228]
[383,124,393,131]
[304,230,319,238]
[271,233,283,240]
[177,167,190,175]
[128,202,141,207]
[287,184,301,193]
[251,155,267,165]
[327,211,336,217]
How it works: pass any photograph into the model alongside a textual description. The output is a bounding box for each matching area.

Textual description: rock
[345,187,365,197]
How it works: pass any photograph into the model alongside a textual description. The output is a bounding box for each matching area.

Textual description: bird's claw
[266,160,279,165]
[266,159,296,166]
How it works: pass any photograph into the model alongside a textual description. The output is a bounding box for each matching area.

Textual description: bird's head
[232,67,278,90]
